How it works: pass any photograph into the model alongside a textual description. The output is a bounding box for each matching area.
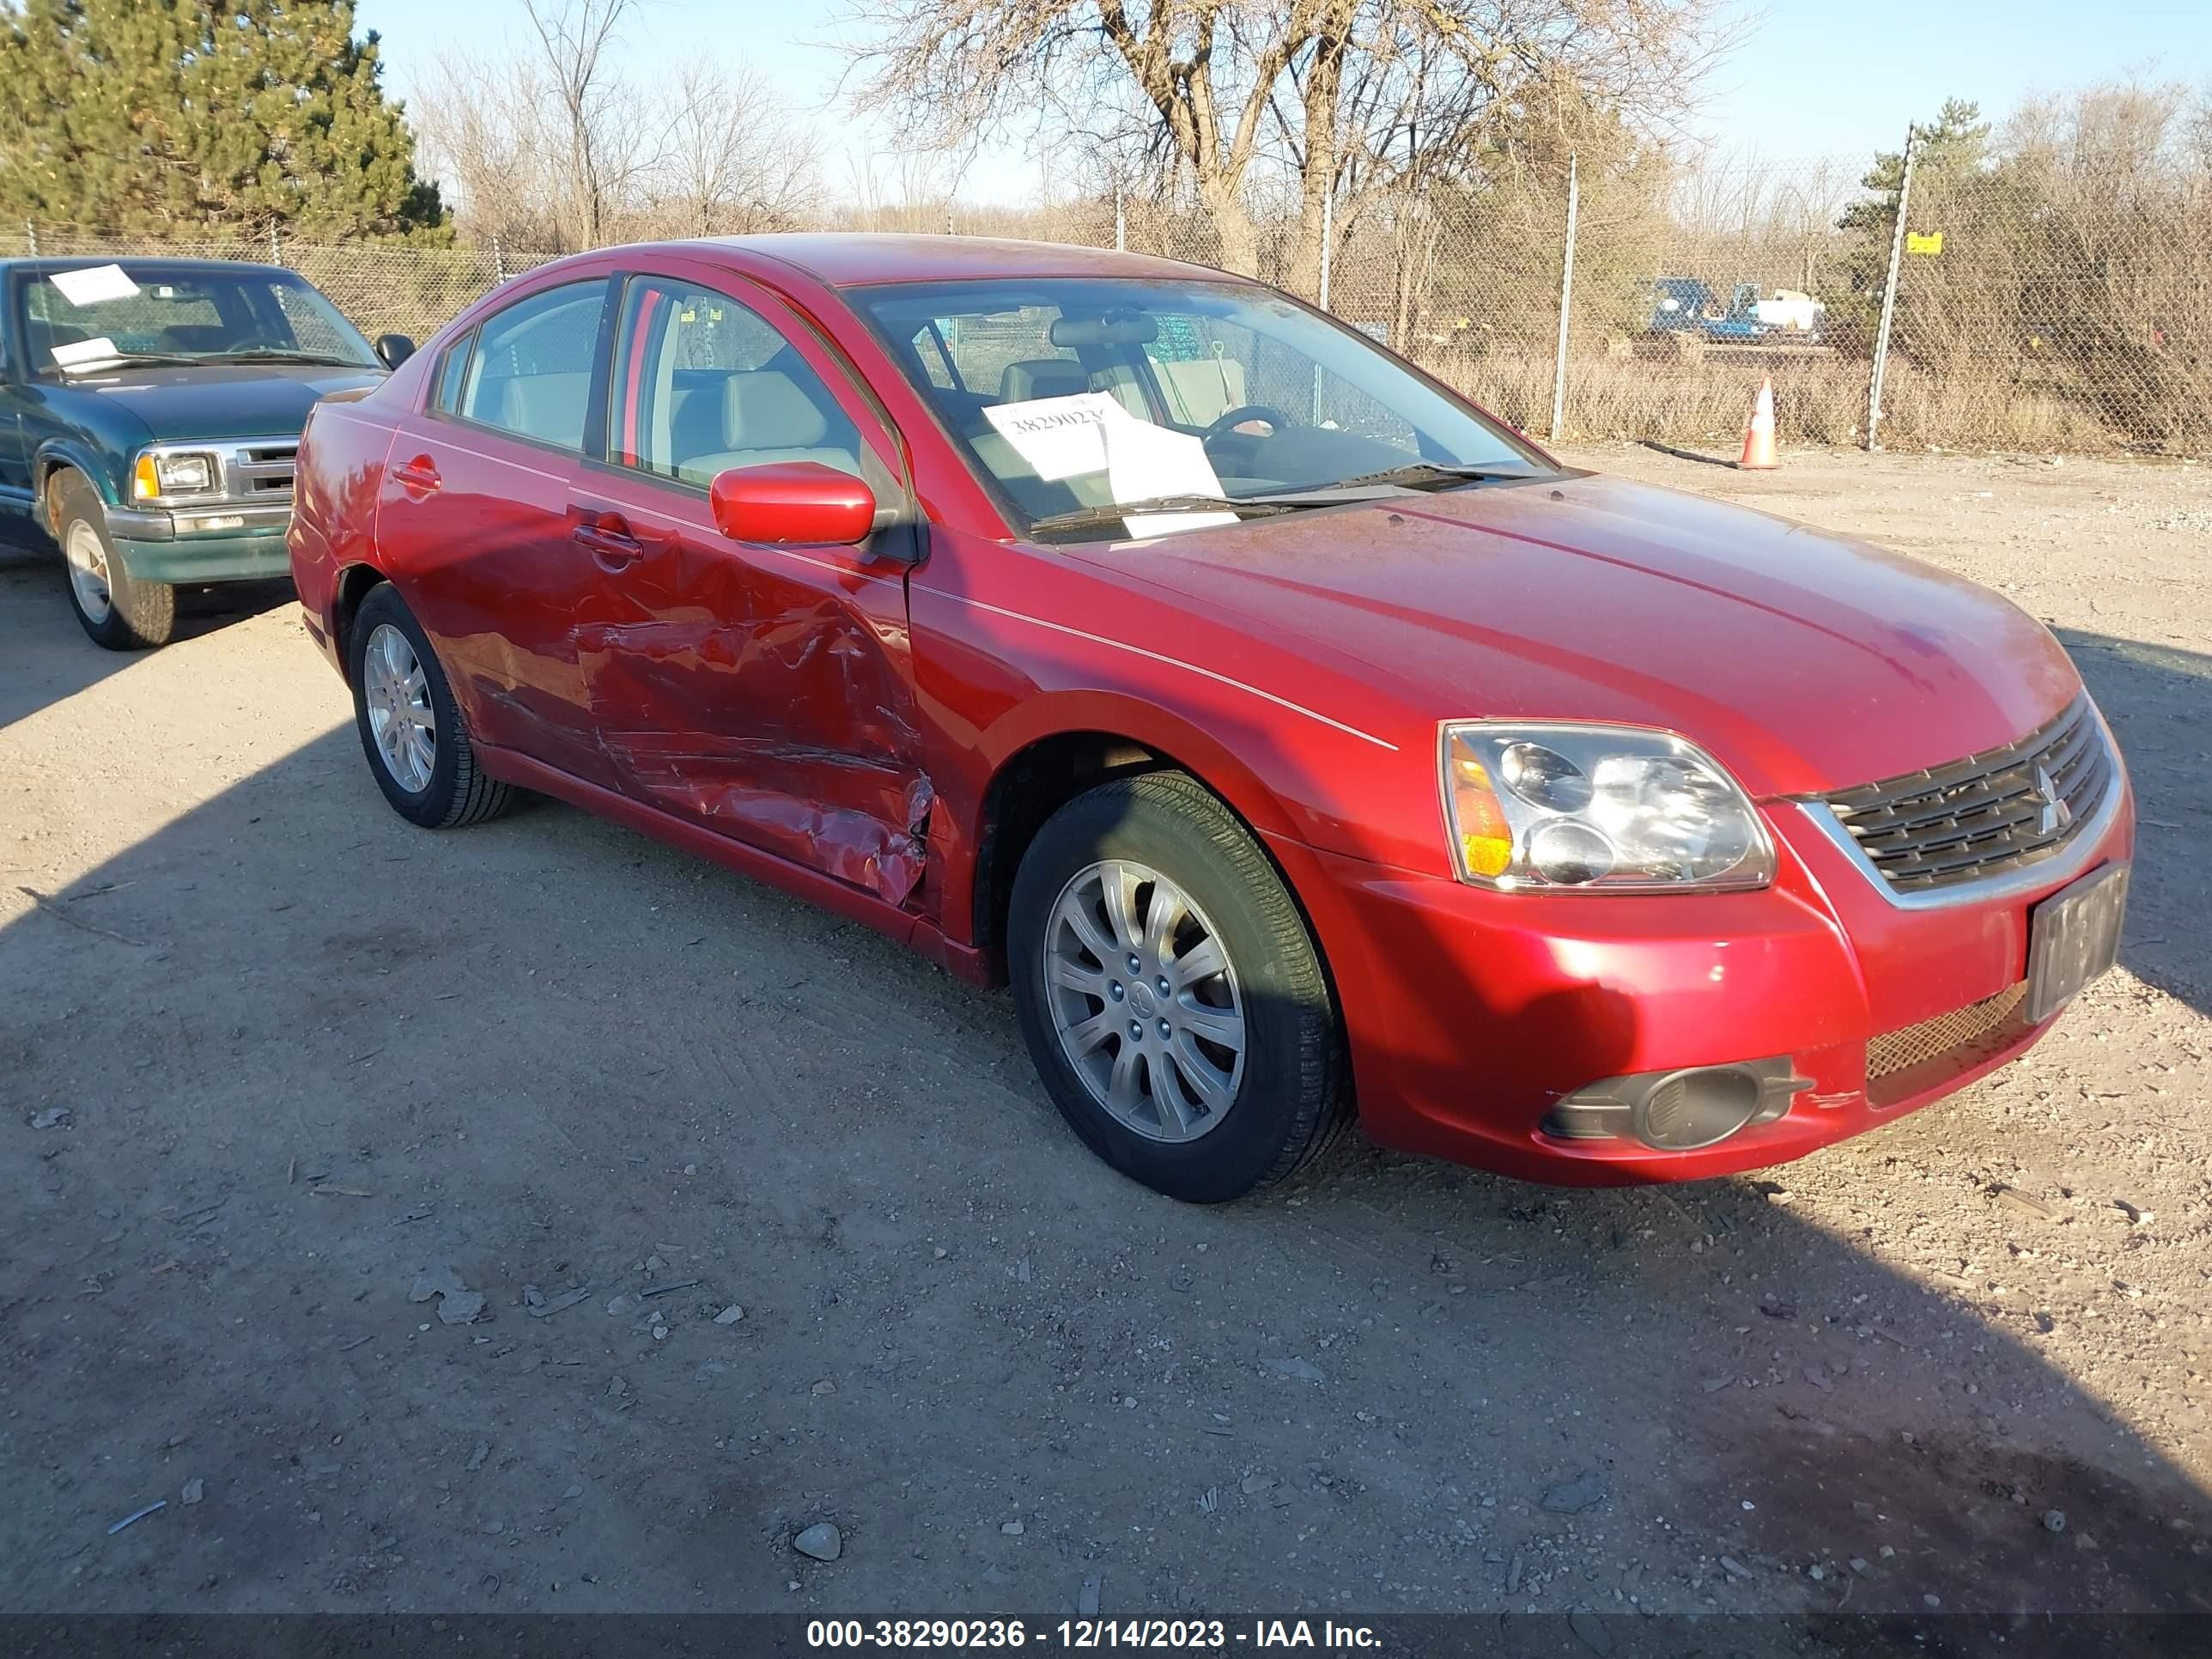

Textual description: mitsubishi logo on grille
[2033,764,2071,835]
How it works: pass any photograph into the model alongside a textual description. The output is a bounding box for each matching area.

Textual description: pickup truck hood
[1088,473,2081,798]
[59,363,386,442]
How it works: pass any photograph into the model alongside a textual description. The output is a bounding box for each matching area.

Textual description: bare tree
[846,0,1737,290]
[523,0,655,246]
[411,53,565,246]
[649,60,826,236]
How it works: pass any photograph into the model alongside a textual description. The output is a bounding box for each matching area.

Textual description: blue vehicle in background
[1646,277,1771,344]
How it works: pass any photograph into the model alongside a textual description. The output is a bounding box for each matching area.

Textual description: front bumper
[105,502,295,585]
[1269,772,2136,1186]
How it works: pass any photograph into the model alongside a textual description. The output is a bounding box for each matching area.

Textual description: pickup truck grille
[1824,695,2113,895]
[225,441,297,499]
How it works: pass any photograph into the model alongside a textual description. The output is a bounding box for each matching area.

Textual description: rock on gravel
[436,1291,486,1325]
[1540,1470,1610,1513]
[795,1522,843,1561]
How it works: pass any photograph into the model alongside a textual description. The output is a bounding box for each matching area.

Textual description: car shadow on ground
[0,528,296,732]
[1,714,2203,1640]
[2056,628,2210,1021]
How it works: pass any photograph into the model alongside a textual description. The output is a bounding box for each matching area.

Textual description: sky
[356,0,2212,205]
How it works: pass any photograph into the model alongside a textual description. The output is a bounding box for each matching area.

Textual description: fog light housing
[1634,1067,1764,1151]
[1541,1058,1809,1149]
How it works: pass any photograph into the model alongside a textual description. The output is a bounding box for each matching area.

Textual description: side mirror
[709,462,876,546]
[374,333,416,370]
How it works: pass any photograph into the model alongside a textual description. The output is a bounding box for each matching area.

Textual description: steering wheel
[1201,404,1295,443]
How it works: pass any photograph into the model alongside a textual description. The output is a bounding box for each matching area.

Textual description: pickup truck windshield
[19,262,379,374]
[853,276,1553,540]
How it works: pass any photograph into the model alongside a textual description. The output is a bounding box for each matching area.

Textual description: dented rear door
[567,261,931,906]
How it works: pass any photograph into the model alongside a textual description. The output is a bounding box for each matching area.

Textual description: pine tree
[0,0,447,240]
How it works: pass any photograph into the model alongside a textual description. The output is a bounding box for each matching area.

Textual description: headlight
[1442,722,1774,892]
[132,449,219,499]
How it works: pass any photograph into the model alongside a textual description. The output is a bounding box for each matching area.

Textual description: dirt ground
[2,445,2208,1638]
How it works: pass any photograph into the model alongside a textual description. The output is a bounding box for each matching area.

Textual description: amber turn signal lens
[1449,749,1514,878]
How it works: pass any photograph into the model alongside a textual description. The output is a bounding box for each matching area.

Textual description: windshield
[18,262,379,374]
[852,276,1553,540]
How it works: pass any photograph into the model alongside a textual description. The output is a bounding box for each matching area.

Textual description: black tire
[53,471,175,650]
[1008,772,1349,1203]
[347,583,512,830]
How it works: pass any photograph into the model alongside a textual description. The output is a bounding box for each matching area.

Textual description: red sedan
[287,236,2133,1202]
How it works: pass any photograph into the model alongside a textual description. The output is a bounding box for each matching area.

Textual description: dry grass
[1424,344,2189,454]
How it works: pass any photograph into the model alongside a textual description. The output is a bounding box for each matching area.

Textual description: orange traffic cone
[1739,378,1780,469]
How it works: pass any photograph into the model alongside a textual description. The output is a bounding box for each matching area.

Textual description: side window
[433,331,474,414]
[457,280,605,451]
[608,277,864,487]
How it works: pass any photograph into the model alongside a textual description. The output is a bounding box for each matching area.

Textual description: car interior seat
[666,368,860,484]
[997,358,1091,403]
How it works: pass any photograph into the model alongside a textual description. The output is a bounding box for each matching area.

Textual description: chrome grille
[1824,696,2112,894]
[225,441,297,499]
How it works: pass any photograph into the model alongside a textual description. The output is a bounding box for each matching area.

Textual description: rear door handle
[392,454,441,495]
[569,505,645,568]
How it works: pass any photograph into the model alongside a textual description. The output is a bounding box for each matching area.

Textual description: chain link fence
[11,137,2205,455]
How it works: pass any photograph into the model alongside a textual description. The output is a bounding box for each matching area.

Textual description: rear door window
[456,280,607,452]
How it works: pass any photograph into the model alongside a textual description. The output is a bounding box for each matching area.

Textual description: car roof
[675,233,1242,289]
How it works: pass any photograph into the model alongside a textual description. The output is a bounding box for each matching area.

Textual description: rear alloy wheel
[346,583,512,830]
[362,623,437,794]
[54,472,175,650]
[1010,772,1349,1202]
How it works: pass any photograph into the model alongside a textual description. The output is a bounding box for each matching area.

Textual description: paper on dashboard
[983,391,1123,480]
[1102,417,1239,538]
[48,264,141,306]
[984,390,1238,538]
[49,336,120,368]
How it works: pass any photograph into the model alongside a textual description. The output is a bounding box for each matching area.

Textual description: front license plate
[2024,863,2129,1025]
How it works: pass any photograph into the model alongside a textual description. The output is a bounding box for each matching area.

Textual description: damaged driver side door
[567,262,932,906]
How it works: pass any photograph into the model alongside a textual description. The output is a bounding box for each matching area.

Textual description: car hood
[58,363,386,442]
[1079,473,2081,798]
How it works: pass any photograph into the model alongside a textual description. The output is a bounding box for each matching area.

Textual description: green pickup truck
[0,257,409,649]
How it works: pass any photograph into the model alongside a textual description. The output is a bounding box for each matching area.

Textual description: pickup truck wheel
[54,473,175,649]
[347,584,512,830]
[1008,772,1349,1203]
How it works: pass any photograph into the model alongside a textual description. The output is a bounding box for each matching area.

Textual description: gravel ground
[1,445,2207,1634]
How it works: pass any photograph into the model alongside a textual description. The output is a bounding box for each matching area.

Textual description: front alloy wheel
[64,520,114,626]
[52,471,175,649]
[1044,860,1246,1142]
[1009,772,1349,1202]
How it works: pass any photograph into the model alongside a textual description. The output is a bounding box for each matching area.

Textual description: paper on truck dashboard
[48,336,120,368]
[48,264,141,306]
[984,391,1239,538]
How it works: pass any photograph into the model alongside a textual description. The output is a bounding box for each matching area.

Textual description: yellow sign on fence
[1905,231,1945,256]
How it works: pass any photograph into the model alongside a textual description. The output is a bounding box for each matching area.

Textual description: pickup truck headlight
[132,449,219,499]
[1442,722,1775,892]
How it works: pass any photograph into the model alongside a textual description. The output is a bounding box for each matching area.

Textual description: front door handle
[392,454,441,496]
[569,505,644,568]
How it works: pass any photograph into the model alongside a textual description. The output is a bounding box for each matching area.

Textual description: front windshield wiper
[53,351,203,372]
[1333,461,1542,491]
[1028,482,1424,536]
[1029,495,1301,534]
[211,349,370,367]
